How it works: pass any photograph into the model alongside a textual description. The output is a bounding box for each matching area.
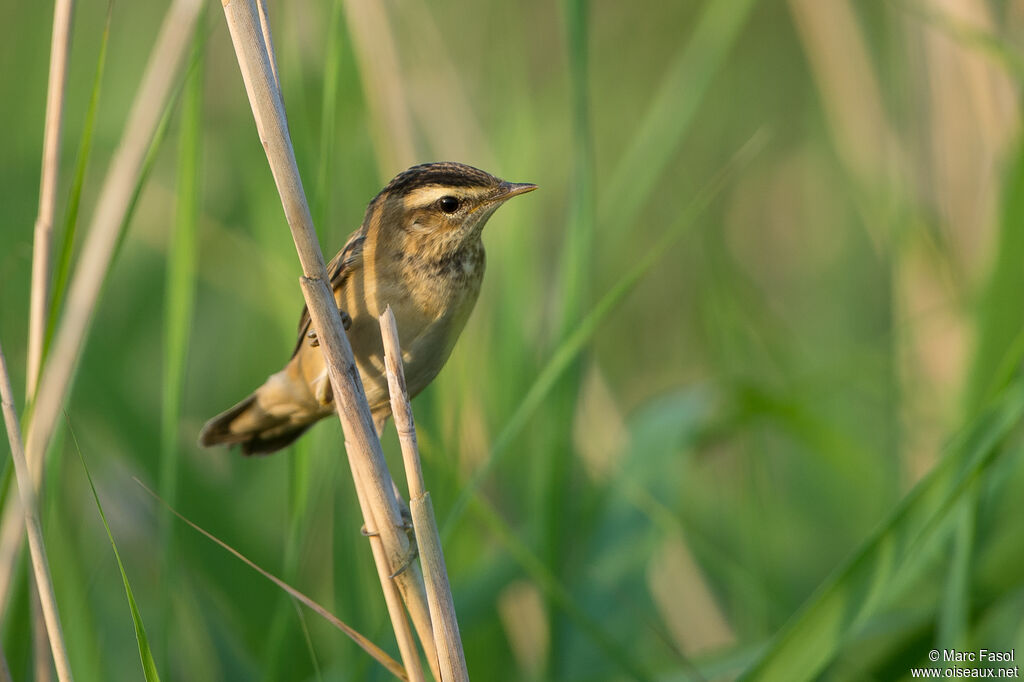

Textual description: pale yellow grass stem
[27,0,76,401]
[0,0,203,613]
[220,0,440,676]
[0,343,73,682]
[380,307,469,682]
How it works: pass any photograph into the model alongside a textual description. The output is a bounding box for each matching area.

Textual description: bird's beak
[491,181,538,203]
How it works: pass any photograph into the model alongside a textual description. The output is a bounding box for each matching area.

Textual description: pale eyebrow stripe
[403,185,486,210]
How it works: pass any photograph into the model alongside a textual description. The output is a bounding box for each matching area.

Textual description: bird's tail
[198,392,311,456]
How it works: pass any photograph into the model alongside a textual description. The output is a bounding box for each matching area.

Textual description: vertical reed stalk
[27,0,76,402]
[0,343,73,682]
[349,463,428,682]
[0,0,204,614]
[219,0,439,674]
[254,0,280,92]
[380,307,469,682]
[25,0,203,486]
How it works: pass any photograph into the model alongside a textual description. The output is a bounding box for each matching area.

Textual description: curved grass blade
[134,479,408,681]
[67,422,160,681]
[739,382,1024,682]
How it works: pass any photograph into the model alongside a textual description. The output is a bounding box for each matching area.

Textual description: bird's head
[364,162,537,257]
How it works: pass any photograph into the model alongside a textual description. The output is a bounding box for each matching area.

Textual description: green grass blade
[739,382,1024,682]
[44,2,113,369]
[964,139,1024,413]
[68,425,161,681]
[937,491,975,653]
[442,131,768,537]
[940,112,1024,664]
[314,0,345,233]
[112,94,178,264]
[559,0,595,332]
[159,17,204,672]
[599,0,756,236]
[161,5,203,538]
[111,26,209,265]
[293,602,324,682]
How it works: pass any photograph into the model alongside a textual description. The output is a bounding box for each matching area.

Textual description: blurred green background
[3,0,1024,680]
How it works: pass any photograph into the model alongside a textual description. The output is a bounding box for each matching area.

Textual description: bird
[199,162,537,455]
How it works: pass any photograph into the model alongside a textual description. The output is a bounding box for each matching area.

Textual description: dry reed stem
[380,307,469,682]
[26,0,202,485]
[0,343,73,682]
[220,0,439,673]
[27,0,76,401]
[0,0,203,612]
[254,0,280,93]
[349,461,428,682]
[297,278,439,678]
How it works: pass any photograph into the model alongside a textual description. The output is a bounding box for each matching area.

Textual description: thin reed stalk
[219,0,440,675]
[27,0,76,402]
[27,0,203,486]
[0,0,204,613]
[0,342,73,682]
[349,464,428,682]
[254,0,280,93]
[380,307,468,682]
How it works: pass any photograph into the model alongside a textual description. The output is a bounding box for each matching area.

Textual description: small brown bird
[199,162,536,454]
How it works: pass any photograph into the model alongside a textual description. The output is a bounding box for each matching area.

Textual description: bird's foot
[359,508,418,579]
[306,309,352,348]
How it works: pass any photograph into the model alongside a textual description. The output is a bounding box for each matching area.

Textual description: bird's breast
[342,244,485,409]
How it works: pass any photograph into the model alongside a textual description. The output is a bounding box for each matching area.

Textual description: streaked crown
[375,162,500,201]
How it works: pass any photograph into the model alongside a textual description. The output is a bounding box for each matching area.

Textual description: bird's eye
[438,196,460,213]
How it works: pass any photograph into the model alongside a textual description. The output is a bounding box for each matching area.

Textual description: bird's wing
[290,228,366,358]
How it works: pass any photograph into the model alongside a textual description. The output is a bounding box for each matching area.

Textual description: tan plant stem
[0,0,204,614]
[27,0,203,487]
[254,0,280,92]
[220,0,438,672]
[0,342,74,682]
[380,307,469,682]
[348,460,428,682]
[27,0,76,402]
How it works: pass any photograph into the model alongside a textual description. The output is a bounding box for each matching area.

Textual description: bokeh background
[2,0,1024,680]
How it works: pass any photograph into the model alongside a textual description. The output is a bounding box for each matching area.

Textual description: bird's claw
[306,309,351,348]
[359,511,418,579]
